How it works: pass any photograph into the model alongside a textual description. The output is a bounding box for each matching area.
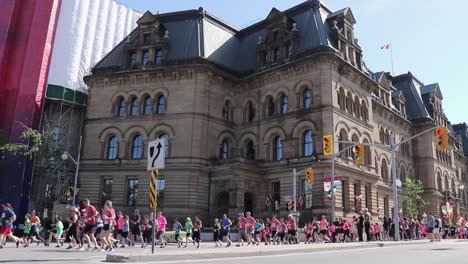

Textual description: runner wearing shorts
[237,213,246,247]
[172,218,183,248]
[129,209,143,247]
[221,214,232,247]
[184,217,193,248]
[156,211,167,248]
[66,207,79,249]
[270,215,280,245]
[0,203,20,248]
[82,199,98,250]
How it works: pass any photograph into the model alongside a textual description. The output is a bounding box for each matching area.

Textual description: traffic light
[305,167,314,186]
[286,201,295,211]
[435,127,449,151]
[323,135,333,156]
[352,144,365,165]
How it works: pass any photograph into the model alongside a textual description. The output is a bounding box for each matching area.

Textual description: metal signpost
[147,138,165,254]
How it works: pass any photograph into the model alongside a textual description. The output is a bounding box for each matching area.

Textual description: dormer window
[273,30,279,41]
[286,43,292,59]
[142,50,149,65]
[155,49,163,65]
[274,48,280,63]
[130,52,137,66]
[256,8,299,70]
[143,33,151,44]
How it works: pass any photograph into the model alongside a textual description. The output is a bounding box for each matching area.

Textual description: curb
[106,241,429,263]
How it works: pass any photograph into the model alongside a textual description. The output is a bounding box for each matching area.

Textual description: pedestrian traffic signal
[305,168,314,186]
[323,135,333,156]
[352,144,365,165]
[435,127,448,151]
[287,201,295,211]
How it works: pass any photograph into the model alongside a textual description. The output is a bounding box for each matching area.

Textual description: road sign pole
[150,170,159,254]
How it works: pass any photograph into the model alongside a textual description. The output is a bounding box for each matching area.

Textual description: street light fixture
[61,136,82,206]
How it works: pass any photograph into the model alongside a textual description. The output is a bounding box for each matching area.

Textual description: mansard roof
[92,0,339,76]
[392,72,432,123]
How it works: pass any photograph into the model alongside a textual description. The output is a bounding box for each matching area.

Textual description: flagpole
[390,44,395,76]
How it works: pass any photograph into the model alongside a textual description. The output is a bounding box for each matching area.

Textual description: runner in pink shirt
[245,212,256,245]
[279,218,287,244]
[270,215,280,244]
[156,211,167,248]
[287,214,298,244]
[237,214,246,247]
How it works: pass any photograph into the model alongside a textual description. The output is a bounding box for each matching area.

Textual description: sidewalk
[106,240,430,262]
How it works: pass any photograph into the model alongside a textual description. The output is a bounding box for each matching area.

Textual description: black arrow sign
[151,142,163,168]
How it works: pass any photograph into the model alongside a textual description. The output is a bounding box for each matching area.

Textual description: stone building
[80,0,468,224]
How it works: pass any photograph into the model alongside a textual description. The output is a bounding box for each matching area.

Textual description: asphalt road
[1,240,467,264]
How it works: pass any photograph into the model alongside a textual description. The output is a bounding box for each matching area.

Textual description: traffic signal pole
[331,154,336,221]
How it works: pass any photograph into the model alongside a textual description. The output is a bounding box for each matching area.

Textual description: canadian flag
[381,43,391,50]
[265,194,273,208]
[354,194,363,201]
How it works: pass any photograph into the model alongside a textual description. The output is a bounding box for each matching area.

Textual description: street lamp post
[61,136,82,206]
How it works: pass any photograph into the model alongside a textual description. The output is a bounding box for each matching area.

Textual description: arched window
[346,92,353,113]
[339,129,348,156]
[273,136,283,161]
[159,134,170,158]
[155,50,163,65]
[132,135,143,159]
[400,170,406,184]
[245,140,255,160]
[130,97,139,116]
[384,130,390,145]
[363,139,371,165]
[143,96,152,115]
[437,173,442,190]
[303,89,312,109]
[361,100,368,121]
[223,101,231,121]
[303,130,314,157]
[280,95,288,114]
[247,102,255,122]
[381,159,389,182]
[266,97,275,117]
[351,134,359,160]
[353,96,360,117]
[220,140,228,160]
[156,95,165,114]
[338,88,345,110]
[107,135,118,160]
[117,98,126,117]
[379,128,385,143]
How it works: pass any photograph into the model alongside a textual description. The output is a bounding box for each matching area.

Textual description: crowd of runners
[1,200,468,250]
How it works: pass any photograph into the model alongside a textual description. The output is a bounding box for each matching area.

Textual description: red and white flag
[381,43,391,50]
[354,194,363,201]
[265,194,273,208]
[298,193,305,211]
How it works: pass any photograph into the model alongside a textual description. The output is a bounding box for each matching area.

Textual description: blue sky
[117,0,468,124]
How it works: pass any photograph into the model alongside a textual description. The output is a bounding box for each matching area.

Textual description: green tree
[0,128,49,159]
[403,178,425,218]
